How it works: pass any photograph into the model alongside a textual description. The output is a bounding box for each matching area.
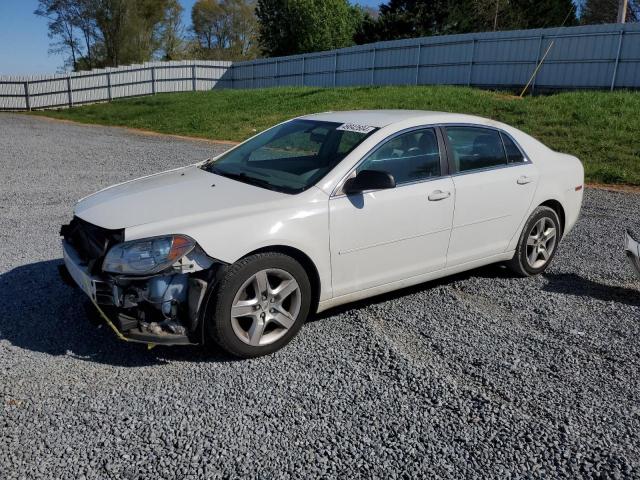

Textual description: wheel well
[540,199,565,236]
[244,245,321,314]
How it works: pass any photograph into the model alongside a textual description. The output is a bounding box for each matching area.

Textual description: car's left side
[60,111,584,358]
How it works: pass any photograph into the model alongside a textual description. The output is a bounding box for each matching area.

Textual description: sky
[0,0,383,76]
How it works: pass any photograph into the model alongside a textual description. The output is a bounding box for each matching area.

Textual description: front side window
[446,126,507,173]
[356,128,441,185]
[201,120,378,193]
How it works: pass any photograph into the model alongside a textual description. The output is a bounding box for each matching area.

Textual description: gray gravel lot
[1,113,639,479]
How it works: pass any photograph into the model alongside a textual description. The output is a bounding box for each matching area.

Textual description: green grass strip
[32,86,640,186]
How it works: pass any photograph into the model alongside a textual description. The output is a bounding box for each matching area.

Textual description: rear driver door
[443,125,537,267]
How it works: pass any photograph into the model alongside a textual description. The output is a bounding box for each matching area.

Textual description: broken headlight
[102,235,195,275]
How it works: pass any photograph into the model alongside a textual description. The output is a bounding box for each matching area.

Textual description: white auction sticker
[336,123,376,134]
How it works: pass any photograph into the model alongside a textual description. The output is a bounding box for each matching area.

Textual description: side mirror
[343,170,396,195]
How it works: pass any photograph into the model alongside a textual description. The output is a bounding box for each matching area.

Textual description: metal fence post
[531,35,543,95]
[106,71,112,101]
[333,52,338,87]
[611,30,624,91]
[151,66,156,95]
[467,39,476,86]
[415,44,421,85]
[23,81,31,110]
[252,63,255,89]
[191,64,197,91]
[275,59,279,87]
[371,48,377,85]
[66,76,73,107]
[301,56,305,87]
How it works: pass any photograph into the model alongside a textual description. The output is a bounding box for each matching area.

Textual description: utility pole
[494,0,500,30]
[617,0,628,23]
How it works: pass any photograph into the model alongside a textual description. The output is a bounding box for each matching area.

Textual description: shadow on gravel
[9,259,633,366]
[0,260,235,367]
[542,273,640,307]
[312,263,516,321]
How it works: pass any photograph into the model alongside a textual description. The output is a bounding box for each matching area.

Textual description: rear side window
[445,127,507,173]
[501,132,525,163]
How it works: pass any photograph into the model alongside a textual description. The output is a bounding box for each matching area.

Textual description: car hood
[74,165,288,230]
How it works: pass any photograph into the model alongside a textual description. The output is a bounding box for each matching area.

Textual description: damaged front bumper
[60,236,219,346]
[624,229,640,280]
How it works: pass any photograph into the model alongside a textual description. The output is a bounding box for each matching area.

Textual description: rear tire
[507,206,561,277]
[205,252,311,358]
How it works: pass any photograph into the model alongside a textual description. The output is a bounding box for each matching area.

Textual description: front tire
[507,206,561,277]
[205,252,311,358]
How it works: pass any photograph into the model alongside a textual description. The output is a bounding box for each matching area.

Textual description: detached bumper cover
[62,241,114,304]
[624,229,640,280]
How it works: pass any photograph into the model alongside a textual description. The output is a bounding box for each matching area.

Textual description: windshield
[201,119,378,193]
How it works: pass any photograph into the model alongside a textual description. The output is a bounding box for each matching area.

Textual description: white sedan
[60,110,584,357]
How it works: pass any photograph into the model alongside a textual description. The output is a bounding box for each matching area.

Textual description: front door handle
[428,190,451,201]
[517,175,533,185]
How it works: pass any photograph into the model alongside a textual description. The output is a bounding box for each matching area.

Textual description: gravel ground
[1,114,639,479]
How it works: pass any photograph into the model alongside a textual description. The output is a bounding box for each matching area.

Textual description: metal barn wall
[231,23,640,92]
[1,23,639,111]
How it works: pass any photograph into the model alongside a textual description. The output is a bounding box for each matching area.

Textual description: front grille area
[60,217,124,274]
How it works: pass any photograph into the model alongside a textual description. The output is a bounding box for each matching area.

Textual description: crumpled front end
[60,217,222,345]
[624,229,640,280]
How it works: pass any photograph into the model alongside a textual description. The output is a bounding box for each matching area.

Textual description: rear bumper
[624,229,640,280]
[61,240,200,346]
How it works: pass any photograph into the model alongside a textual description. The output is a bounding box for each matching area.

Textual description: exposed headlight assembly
[102,235,195,275]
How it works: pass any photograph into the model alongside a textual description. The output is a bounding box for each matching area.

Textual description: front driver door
[329,127,455,298]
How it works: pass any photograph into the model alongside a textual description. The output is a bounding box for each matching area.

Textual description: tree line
[37,0,639,72]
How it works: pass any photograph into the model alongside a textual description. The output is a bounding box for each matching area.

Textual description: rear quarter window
[501,133,526,163]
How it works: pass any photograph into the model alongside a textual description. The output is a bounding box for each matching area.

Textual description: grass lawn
[32,86,640,186]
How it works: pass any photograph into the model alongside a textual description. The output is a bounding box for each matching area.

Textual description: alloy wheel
[230,268,301,346]
[526,217,557,269]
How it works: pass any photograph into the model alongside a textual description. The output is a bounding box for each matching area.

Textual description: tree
[580,0,639,23]
[159,0,186,60]
[192,0,231,50]
[68,0,101,69]
[118,0,177,64]
[377,0,450,38]
[227,0,260,58]
[36,0,188,70]
[256,0,361,56]
[35,0,83,71]
[509,0,577,29]
[191,0,257,59]
[354,0,578,44]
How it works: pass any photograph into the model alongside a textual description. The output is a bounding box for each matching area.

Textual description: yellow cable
[89,296,156,349]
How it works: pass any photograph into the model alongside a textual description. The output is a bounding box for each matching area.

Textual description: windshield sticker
[336,123,376,134]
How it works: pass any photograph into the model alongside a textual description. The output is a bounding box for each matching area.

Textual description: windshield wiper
[209,167,278,191]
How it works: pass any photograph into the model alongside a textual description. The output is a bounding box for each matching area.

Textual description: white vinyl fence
[0,60,231,110]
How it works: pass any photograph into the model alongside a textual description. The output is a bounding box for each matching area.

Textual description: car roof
[298,110,501,129]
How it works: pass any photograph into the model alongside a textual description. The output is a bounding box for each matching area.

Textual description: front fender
[124,188,332,301]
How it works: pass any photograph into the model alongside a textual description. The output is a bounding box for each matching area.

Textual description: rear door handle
[428,190,451,201]
[517,175,533,185]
